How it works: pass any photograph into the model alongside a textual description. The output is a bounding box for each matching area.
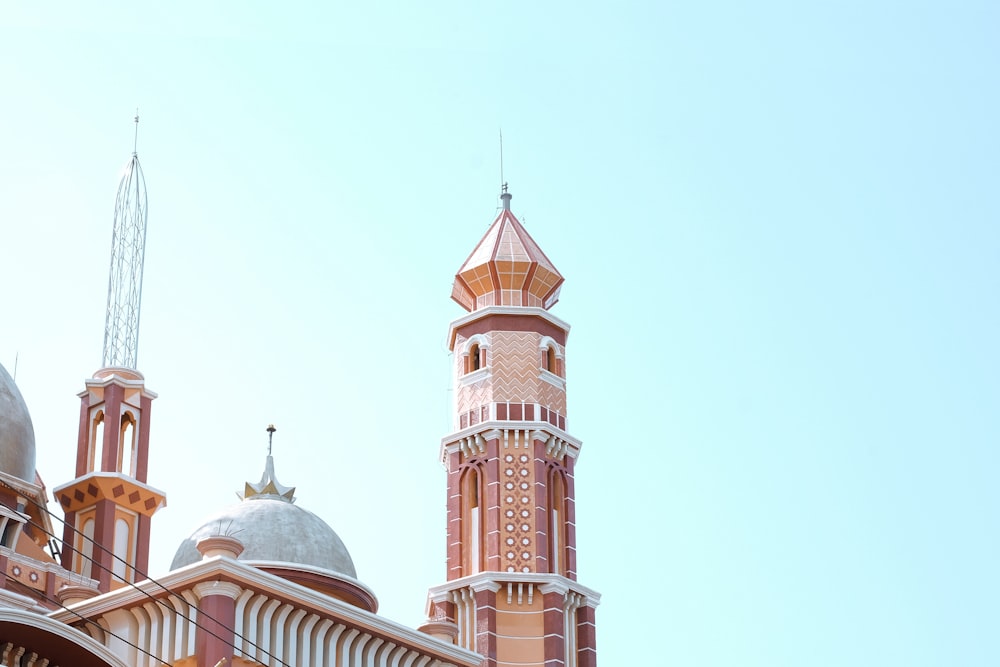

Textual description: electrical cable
[23,583,171,666]
[19,499,291,667]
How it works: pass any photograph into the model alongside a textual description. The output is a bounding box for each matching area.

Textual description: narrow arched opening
[469,343,481,372]
[548,468,568,575]
[462,466,483,575]
[119,412,136,477]
[89,411,105,473]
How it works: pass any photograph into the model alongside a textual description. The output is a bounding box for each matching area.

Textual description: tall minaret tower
[425,188,599,667]
[53,114,165,592]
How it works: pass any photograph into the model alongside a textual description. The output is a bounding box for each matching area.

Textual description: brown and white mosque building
[0,148,599,666]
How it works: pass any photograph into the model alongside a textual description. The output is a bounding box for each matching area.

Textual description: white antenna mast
[101,111,149,368]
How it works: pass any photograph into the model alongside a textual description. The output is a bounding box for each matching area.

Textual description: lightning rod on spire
[499,128,504,193]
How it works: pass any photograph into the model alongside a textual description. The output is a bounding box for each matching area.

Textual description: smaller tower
[53,116,164,592]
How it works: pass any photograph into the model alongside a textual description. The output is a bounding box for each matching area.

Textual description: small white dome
[170,497,357,577]
[0,363,36,483]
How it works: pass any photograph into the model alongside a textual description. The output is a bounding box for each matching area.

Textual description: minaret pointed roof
[451,190,564,311]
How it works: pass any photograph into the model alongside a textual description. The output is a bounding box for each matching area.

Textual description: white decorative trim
[80,371,158,400]
[537,336,564,358]
[539,369,566,390]
[460,333,490,355]
[456,434,487,459]
[458,367,489,386]
[52,471,168,500]
[544,435,571,460]
[0,586,52,613]
[0,470,45,499]
[447,306,571,350]
[469,579,503,593]
[482,428,503,442]
[441,422,581,463]
[193,580,242,600]
[563,591,586,667]
[429,572,600,607]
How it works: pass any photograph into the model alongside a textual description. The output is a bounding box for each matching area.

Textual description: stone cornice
[0,470,45,499]
[52,471,166,499]
[78,369,158,400]
[447,306,571,350]
[52,472,167,515]
[428,572,601,608]
[441,421,582,464]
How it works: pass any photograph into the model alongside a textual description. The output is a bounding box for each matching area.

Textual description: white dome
[0,363,36,482]
[170,496,357,577]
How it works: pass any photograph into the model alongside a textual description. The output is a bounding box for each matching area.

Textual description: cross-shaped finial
[266,424,276,456]
[502,182,508,193]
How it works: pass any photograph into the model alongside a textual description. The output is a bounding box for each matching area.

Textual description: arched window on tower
[463,336,489,375]
[462,466,483,575]
[539,337,563,378]
[119,412,136,477]
[548,468,568,575]
[78,516,95,577]
[113,517,131,583]
[543,345,557,373]
[89,411,105,472]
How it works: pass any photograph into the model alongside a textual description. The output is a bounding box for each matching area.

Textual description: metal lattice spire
[101,111,149,368]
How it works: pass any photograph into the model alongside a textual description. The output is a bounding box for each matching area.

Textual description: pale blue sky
[2,2,998,665]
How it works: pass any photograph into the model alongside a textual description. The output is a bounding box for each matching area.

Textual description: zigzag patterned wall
[454,331,566,420]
